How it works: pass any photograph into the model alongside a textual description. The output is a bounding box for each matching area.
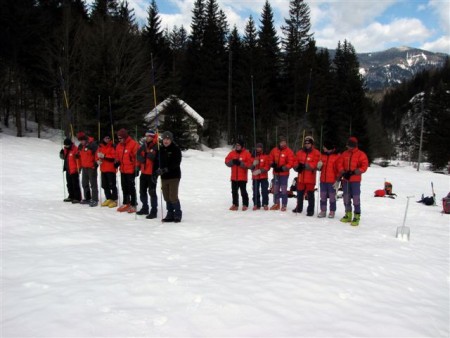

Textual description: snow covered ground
[1,126,449,337]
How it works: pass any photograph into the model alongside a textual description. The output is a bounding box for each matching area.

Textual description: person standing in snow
[76,131,99,207]
[155,131,182,222]
[268,136,295,211]
[317,142,340,218]
[225,140,252,211]
[250,143,270,210]
[136,130,159,219]
[336,137,369,226]
[60,137,81,204]
[96,134,118,208]
[293,135,321,216]
[115,128,139,213]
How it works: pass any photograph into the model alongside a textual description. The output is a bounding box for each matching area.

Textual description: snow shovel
[396,195,414,241]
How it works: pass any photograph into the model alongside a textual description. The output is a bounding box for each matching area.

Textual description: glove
[156,167,168,176]
[74,153,80,159]
[296,163,305,172]
[114,161,120,168]
[96,160,102,166]
[271,163,277,168]
[97,152,105,159]
[342,171,354,180]
[232,159,241,165]
[226,160,234,167]
[281,166,289,172]
[239,162,247,169]
[147,152,156,161]
[253,159,259,166]
[333,180,340,190]
[305,163,312,171]
[317,160,323,170]
[252,169,262,176]
[354,168,361,175]
[274,166,283,173]
[59,149,64,160]
[135,168,140,177]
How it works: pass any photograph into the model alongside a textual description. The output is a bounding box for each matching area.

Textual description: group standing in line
[224,135,368,226]
[60,128,183,223]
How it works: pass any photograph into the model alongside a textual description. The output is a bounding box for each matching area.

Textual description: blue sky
[113,0,450,53]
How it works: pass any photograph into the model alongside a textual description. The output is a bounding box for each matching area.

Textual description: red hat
[76,131,87,141]
[117,128,128,139]
[347,137,358,148]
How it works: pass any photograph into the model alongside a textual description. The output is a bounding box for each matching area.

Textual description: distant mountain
[356,47,448,91]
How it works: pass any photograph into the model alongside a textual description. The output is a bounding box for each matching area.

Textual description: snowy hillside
[1,129,449,337]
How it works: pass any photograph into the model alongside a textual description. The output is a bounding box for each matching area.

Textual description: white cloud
[428,0,450,34]
[421,36,450,54]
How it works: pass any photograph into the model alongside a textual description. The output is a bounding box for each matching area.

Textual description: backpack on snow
[417,194,435,206]
[443,193,450,214]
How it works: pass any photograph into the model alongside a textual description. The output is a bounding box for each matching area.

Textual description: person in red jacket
[250,143,271,210]
[77,131,99,207]
[96,134,118,208]
[115,128,139,213]
[136,130,159,219]
[225,140,252,211]
[269,136,295,211]
[336,136,369,226]
[293,135,320,216]
[60,138,81,203]
[317,142,340,218]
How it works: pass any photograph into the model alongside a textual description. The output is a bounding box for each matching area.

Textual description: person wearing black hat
[317,142,340,218]
[136,130,159,218]
[225,140,252,211]
[96,134,118,208]
[336,136,369,226]
[268,135,295,211]
[60,137,82,203]
[155,130,183,222]
[250,143,270,210]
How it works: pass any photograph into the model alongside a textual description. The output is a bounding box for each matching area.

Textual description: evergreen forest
[1,0,449,169]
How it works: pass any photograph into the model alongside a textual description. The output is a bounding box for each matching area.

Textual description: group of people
[225,135,369,226]
[60,129,183,223]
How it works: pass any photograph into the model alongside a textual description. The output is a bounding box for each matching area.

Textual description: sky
[2,123,449,337]
[104,0,450,54]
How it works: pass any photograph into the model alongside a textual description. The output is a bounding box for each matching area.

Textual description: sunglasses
[304,141,311,144]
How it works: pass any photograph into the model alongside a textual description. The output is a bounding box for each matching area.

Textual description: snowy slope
[1,130,449,337]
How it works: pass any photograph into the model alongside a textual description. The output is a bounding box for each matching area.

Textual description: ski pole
[251,75,257,209]
[316,125,323,216]
[108,96,115,144]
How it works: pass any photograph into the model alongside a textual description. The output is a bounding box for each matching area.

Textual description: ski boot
[340,211,352,223]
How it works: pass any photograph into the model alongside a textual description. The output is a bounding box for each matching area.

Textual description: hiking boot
[281,205,287,211]
[270,204,280,210]
[127,206,136,213]
[101,199,111,207]
[317,211,326,218]
[328,211,335,218]
[242,206,248,211]
[108,200,117,208]
[263,205,269,210]
[340,211,352,223]
[80,199,90,205]
[292,206,302,213]
[252,206,260,211]
[306,211,314,216]
[63,197,72,202]
[117,204,131,212]
[71,199,80,204]
[351,214,361,226]
[136,208,149,215]
[229,205,238,211]
[163,214,175,222]
[89,200,98,207]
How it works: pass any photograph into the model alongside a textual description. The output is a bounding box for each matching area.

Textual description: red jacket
[294,147,320,185]
[96,141,117,173]
[320,152,340,183]
[250,152,271,180]
[115,136,139,174]
[78,136,98,169]
[225,148,252,181]
[269,146,295,176]
[336,147,369,182]
[62,144,80,175]
[137,139,158,175]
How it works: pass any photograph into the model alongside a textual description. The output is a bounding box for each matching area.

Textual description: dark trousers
[252,179,269,207]
[66,171,81,201]
[296,190,315,214]
[81,167,98,201]
[121,173,137,206]
[343,181,361,214]
[140,174,158,211]
[231,181,249,207]
[101,172,118,201]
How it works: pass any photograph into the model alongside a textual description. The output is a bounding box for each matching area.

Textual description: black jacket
[159,142,182,179]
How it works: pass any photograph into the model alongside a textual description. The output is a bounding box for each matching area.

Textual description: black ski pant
[296,190,315,215]
[139,174,158,211]
[81,167,98,202]
[66,171,81,201]
[252,178,269,208]
[120,173,137,206]
[101,172,118,201]
[231,180,249,207]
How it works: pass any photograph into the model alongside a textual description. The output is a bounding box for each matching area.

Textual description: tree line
[1,0,448,169]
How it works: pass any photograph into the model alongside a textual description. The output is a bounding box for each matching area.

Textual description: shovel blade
[396,226,410,241]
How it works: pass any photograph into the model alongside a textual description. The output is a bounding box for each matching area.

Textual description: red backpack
[443,193,450,214]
